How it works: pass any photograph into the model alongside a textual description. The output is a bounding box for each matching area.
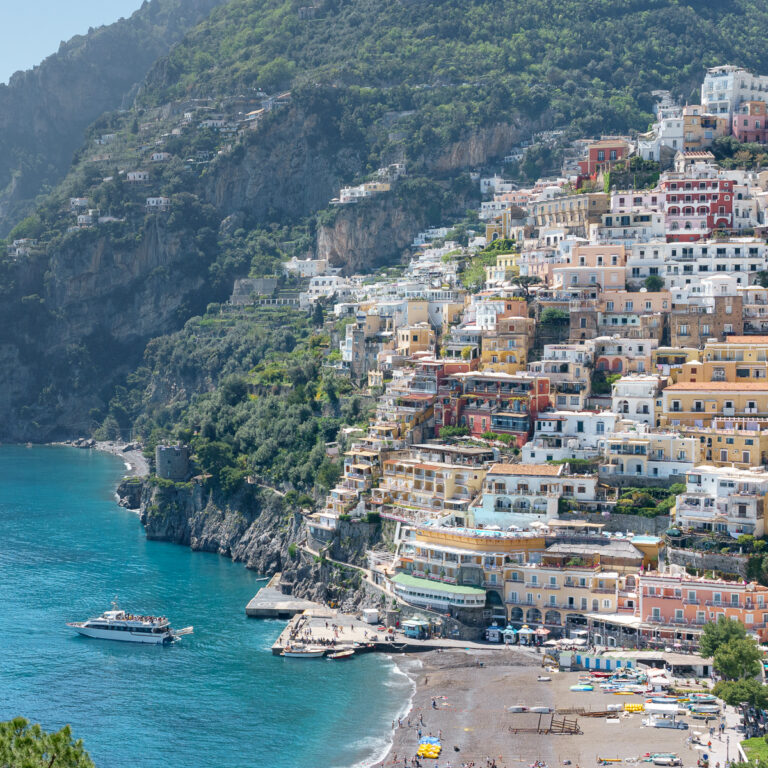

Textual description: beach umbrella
[518,626,534,635]
[535,627,550,636]
[544,639,559,646]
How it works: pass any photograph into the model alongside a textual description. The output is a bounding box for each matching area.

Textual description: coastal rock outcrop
[133,478,384,609]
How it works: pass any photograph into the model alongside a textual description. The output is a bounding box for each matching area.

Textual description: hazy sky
[0,1,145,84]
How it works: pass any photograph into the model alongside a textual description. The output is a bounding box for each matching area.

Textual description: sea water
[0,445,411,767]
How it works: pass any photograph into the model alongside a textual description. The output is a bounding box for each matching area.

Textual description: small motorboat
[570,684,593,691]
[537,675,552,682]
[281,644,326,658]
[530,706,553,713]
[508,704,529,712]
[327,649,355,660]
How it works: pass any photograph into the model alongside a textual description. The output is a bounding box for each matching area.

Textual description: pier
[269,608,524,655]
[245,573,323,618]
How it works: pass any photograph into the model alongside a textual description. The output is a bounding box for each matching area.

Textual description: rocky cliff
[0,0,226,235]
[135,479,384,608]
[0,215,215,439]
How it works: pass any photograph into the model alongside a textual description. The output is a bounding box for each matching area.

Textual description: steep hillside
[0,0,226,235]
[8,0,768,442]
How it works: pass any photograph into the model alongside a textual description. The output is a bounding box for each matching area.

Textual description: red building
[660,176,733,242]
[732,101,768,144]
[436,371,550,447]
[577,139,630,180]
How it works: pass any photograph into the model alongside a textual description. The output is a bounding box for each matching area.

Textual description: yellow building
[701,337,768,364]
[370,454,487,522]
[399,526,545,585]
[396,322,436,357]
[651,347,702,380]
[480,316,535,374]
[679,418,768,468]
[661,382,768,426]
[504,554,621,630]
[675,359,768,384]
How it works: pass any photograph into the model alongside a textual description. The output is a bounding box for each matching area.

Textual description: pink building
[732,101,768,144]
[640,571,768,643]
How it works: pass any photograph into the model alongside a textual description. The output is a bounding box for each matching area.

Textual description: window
[577,421,584,433]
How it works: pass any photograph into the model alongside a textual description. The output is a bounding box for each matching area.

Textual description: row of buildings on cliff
[298,66,768,648]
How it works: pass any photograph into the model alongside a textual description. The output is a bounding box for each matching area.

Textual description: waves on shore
[344,655,421,768]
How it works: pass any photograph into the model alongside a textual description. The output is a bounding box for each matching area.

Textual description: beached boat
[651,755,682,766]
[326,649,355,660]
[537,675,552,682]
[570,684,593,691]
[67,602,191,645]
[530,706,554,713]
[508,705,529,712]
[281,645,326,658]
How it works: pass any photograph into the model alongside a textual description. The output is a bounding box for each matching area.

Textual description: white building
[470,463,598,529]
[599,428,698,481]
[675,465,768,537]
[701,66,768,118]
[300,275,352,307]
[611,374,666,426]
[127,171,149,183]
[146,197,171,211]
[522,410,617,463]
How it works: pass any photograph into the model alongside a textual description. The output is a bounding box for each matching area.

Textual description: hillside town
[276,66,768,652]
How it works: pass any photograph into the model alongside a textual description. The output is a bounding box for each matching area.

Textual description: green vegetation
[0,718,94,768]
[714,680,768,709]
[439,426,469,439]
[590,371,622,395]
[540,308,569,325]
[711,136,768,169]
[480,431,516,446]
[98,305,363,497]
[613,484,684,518]
[644,275,665,292]
[604,156,660,191]
[742,737,768,765]
[700,616,764,681]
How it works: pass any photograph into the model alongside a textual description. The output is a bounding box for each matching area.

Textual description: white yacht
[67,603,192,644]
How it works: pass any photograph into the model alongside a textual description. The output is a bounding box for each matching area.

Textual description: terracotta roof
[665,382,768,391]
[488,463,563,476]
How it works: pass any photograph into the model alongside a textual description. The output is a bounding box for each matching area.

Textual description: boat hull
[282,650,326,658]
[68,624,170,644]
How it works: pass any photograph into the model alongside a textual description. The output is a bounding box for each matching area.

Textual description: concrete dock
[245,573,323,618]
[270,609,524,656]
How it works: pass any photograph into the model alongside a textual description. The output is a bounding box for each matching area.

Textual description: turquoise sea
[0,445,412,767]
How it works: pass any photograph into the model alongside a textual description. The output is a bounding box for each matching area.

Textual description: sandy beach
[373,650,700,768]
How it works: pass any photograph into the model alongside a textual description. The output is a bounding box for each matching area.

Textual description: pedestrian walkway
[700,706,743,768]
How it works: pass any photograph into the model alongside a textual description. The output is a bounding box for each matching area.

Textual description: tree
[713,678,768,708]
[700,615,748,658]
[713,637,762,680]
[644,275,665,292]
[510,275,542,299]
[0,718,94,767]
[756,271,768,289]
[540,308,569,324]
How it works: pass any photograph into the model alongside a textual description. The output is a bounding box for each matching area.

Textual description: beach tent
[503,625,518,644]
[535,627,550,636]
[518,625,534,645]
[486,624,503,643]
